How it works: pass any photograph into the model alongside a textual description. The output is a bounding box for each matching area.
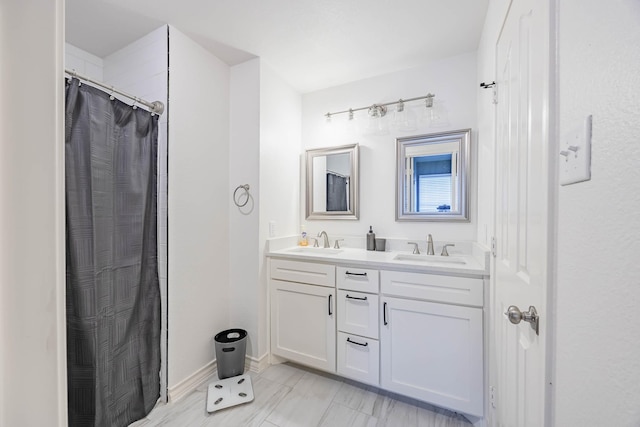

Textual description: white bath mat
[206,374,254,413]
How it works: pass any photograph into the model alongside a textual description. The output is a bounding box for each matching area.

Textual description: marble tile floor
[129,363,472,427]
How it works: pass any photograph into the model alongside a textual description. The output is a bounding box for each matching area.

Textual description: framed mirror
[396,129,470,221]
[306,144,359,220]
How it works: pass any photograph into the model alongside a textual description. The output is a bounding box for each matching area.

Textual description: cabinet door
[337,290,379,339]
[380,296,483,417]
[337,332,379,386]
[270,279,336,372]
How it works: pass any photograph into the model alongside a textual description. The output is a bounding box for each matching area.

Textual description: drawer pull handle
[346,294,368,301]
[347,337,368,347]
[383,302,388,325]
[345,271,367,277]
[328,294,333,316]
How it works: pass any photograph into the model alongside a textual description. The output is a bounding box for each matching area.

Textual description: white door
[494,0,553,425]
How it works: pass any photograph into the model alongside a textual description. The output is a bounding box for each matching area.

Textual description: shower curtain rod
[327,170,349,178]
[65,69,165,115]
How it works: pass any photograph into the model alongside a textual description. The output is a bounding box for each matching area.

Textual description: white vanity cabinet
[270,259,336,372]
[380,270,484,417]
[336,266,380,385]
[267,250,488,419]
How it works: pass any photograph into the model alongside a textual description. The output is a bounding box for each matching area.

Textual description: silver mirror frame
[395,129,470,222]
[306,143,359,220]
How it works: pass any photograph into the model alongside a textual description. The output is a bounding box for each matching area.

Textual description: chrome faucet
[317,231,330,248]
[408,242,420,254]
[441,243,455,256]
[426,234,435,255]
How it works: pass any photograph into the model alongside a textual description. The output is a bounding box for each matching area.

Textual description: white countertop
[266,239,490,278]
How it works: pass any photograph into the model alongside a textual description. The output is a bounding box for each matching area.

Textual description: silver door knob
[505,305,539,335]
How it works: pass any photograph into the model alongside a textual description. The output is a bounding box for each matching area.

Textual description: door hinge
[491,236,497,257]
[480,81,498,104]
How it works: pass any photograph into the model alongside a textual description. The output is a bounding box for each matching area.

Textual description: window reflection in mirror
[306,144,359,220]
[396,129,470,221]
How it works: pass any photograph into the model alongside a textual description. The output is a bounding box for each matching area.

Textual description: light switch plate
[560,115,592,186]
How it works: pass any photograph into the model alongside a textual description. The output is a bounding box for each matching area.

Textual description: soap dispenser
[366,226,376,251]
[299,225,308,246]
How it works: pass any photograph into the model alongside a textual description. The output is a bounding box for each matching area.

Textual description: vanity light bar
[324,93,435,121]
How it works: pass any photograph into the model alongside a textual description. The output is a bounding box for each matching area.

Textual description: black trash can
[214,328,247,379]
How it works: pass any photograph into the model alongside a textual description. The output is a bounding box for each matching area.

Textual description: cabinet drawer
[270,258,335,287]
[337,290,379,339]
[337,332,379,386]
[381,270,483,307]
[336,266,379,293]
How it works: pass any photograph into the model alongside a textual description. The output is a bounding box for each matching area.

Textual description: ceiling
[66,0,489,93]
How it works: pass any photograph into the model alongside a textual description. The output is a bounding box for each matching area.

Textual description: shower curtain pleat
[326,172,348,211]
[65,78,161,427]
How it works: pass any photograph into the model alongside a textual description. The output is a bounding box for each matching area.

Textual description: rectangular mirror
[396,129,470,221]
[306,144,359,220]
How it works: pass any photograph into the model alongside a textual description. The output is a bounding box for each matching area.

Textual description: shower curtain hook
[109,86,115,101]
[68,69,77,85]
[132,97,138,110]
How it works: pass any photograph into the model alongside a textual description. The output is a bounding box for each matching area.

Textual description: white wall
[65,43,103,80]
[229,59,261,359]
[301,52,478,245]
[555,0,640,425]
[103,26,168,114]
[102,25,170,400]
[228,59,302,361]
[167,26,231,390]
[259,62,302,357]
[0,0,67,425]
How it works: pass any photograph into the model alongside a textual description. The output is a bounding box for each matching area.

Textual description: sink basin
[393,253,467,265]
[286,247,344,255]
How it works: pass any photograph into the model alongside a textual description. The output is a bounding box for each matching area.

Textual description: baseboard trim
[167,353,269,403]
[246,353,269,373]
[167,360,216,403]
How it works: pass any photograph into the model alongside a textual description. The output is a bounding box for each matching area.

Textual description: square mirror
[306,144,359,220]
[396,129,470,221]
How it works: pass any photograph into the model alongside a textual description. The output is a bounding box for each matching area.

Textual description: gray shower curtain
[326,172,348,211]
[65,78,160,427]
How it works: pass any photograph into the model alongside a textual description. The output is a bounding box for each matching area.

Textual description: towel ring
[233,184,250,207]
